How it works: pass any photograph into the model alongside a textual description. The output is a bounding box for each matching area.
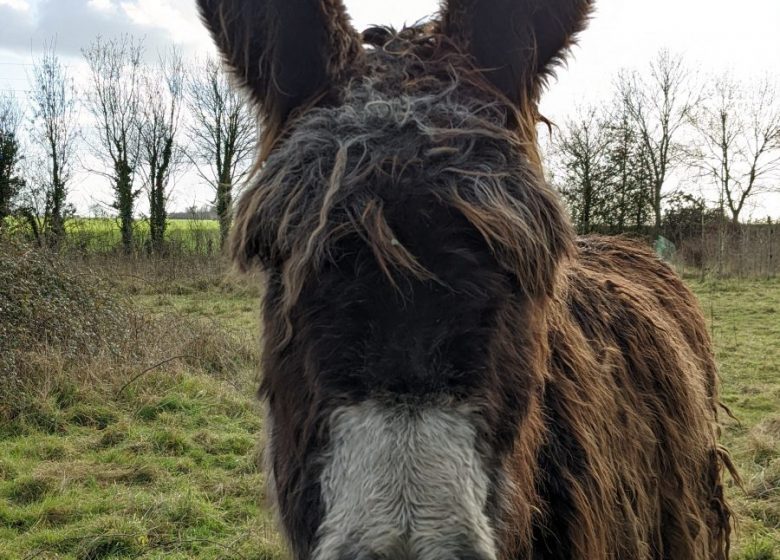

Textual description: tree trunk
[149,178,167,252]
[148,138,174,253]
[49,174,66,249]
[116,161,135,254]
[581,179,592,234]
[216,174,232,249]
[653,180,663,237]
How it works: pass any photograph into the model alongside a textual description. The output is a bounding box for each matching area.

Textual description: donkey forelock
[230,37,575,329]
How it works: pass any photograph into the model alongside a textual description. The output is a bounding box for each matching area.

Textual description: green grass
[1,258,779,558]
[690,277,780,559]
[0,353,284,559]
[65,218,221,254]
[0,250,281,559]
[0,388,284,558]
[64,218,220,234]
[5,217,220,236]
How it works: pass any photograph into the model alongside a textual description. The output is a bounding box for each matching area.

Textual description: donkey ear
[441,0,594,104]
[197,0,362,128]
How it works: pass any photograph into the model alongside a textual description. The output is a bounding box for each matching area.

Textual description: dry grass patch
[33,460,163,488]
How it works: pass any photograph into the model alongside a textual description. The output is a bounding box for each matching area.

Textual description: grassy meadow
[66,219,221,255]
[4,218,221,255]
[0,243,779,559]
[695,277,780,558]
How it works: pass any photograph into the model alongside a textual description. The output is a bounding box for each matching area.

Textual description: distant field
[4,217,220,233]
[4,217,221,254]
[0,255,778,559]
[65,218,221,253]
[64,218,220,233]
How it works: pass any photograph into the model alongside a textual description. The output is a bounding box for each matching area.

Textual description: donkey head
[198,1,591,559]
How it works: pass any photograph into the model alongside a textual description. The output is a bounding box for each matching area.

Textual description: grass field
[4,218,221,255]
[0,253,778,559]
[695,277,780,558]
[65,219,221,254]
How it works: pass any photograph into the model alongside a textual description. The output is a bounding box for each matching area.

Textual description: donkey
[197,1,734,559]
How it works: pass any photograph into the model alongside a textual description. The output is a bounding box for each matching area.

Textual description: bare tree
[553,106,612,233]
[27,42,79,247]
[618,50,699,234]
[0,93,25,230]
[548,97,657,235]
[186,57,256,247]
[693,74,780,224]
[602,97,655,231]
[139,48,186,251]
[82,35,145,253]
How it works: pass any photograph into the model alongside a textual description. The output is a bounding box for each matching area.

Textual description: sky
[1,0,779,217]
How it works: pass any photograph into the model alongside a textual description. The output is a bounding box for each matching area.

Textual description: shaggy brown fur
[537,237,734,559]
[197,1,735,559]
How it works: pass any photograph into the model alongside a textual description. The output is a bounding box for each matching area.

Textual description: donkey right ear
[441,0,594,105]
[197,0,362,131]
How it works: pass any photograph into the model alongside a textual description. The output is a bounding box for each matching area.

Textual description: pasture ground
[0,251,778,559]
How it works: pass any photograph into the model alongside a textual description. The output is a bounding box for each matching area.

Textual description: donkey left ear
[441,0,594,104]
[197,0,362,131]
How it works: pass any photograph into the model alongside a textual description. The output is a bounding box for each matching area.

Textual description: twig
[116,355,194,396]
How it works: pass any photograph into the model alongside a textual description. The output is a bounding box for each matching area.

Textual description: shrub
[0,241,257,424]
[0,240,138,397]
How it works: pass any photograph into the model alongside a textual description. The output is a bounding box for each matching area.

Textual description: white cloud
[120,0,210,47]
[0,0,30,11]
[87,0,116,14]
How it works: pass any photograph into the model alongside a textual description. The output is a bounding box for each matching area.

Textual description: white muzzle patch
[313,401,498,560]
